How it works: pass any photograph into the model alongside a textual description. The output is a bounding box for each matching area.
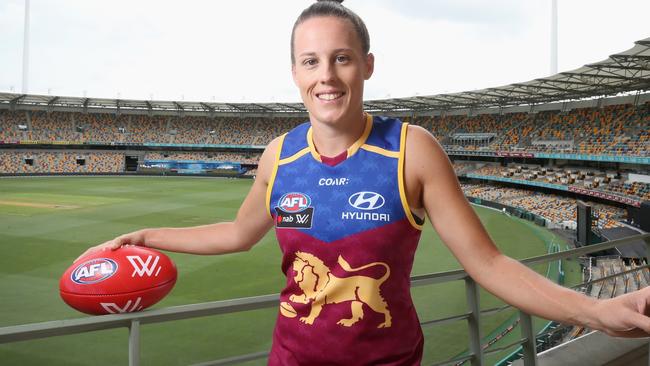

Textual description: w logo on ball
[127,255,161,277]
[100,297,144,314]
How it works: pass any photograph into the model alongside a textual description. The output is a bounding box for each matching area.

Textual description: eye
[302,58,317,67]
[335,55,350,63]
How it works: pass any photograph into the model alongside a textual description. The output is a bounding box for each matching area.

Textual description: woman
[80,1,650,365]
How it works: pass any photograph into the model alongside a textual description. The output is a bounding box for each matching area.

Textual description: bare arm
[77,137,279,258]
[405,124,650,337]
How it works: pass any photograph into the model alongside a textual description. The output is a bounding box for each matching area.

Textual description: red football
[60,246,177,315]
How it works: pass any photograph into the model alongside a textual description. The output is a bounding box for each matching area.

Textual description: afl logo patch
[71,258,118,284]
[278,192,311,213]
[349,191,385,211]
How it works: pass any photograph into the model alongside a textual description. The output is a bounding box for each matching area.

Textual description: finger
[114,235,133,249]
[605,309,650,338]
[642,287,650,315]
[605,327,650,339]
[109,239,123,250]
[627,310,650,334]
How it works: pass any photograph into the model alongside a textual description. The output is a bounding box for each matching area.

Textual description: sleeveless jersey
[267,114,424,366]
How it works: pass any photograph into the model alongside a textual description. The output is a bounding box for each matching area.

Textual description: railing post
[519,311,537,366]
[465,277,484,366]
[129,319,140,366]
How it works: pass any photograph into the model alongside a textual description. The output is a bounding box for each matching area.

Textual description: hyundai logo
[348,191,385,210]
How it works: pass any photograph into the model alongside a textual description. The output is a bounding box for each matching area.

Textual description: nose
[319,61,336,84]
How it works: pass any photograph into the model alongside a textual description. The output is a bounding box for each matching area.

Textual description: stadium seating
[460,183,626,229]
[0,110,305,146]
[465,163,650,201]
[0,150,124,174]
[408,102,650,155]
[145,151,261,164]
[1,103,647,157]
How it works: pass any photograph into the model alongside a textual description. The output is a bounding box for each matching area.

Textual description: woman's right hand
[74,229,149,263]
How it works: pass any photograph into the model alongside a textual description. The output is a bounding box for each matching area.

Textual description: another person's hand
[74,229,148,263]
[590,286,650,338]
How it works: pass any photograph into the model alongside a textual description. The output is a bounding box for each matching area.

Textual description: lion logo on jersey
[285,251,392,328]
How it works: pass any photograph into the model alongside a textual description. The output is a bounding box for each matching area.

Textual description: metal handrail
[1,232,648,366]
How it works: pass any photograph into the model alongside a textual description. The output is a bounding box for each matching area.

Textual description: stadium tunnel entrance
[124,154,142,172]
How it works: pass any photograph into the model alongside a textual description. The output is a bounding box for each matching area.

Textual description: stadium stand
[0,111,305,146]
[463,163,650,202]
[0,150,124,173]
[410,102,650,156]
[460,183,626,229]
[144,151,261,164]
[1,102,648,157]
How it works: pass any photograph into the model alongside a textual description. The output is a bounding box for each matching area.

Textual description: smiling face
[292,16,374,128]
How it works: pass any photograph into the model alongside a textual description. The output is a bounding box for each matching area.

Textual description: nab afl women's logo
[278,192,311,213]
[71,258,118,284]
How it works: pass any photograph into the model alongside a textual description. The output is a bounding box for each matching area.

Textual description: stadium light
[22,0,30,94]
[551,0,558,75]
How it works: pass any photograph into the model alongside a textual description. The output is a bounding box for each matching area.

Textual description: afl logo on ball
[71,258,118,284]
[278,192,311,213]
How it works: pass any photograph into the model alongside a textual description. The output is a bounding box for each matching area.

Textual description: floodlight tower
[22,0,31,93]
[550,0,558,75]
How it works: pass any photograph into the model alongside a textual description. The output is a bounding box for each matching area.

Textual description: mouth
[315,91,346,101]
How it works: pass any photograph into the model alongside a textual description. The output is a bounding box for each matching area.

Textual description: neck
[309,111,366,157]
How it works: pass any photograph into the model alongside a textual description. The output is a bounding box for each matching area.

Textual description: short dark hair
[291,0,370,64]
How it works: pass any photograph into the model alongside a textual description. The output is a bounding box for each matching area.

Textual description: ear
[364,53,375,80]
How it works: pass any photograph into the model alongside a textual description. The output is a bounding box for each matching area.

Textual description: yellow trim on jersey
[397,123,423,230]
[306,113,373,162]
[360,144,400,158]
[346,113,373,158]
[279,147,310,166]
[306,127,322,162]
[266,134,286,219]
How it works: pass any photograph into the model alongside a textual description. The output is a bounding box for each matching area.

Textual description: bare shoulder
[404,124,451,177]
[401,124,455,210]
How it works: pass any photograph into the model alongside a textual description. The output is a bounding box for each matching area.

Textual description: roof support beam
[225,104,244,112]
[200,102,214,112]
[561,72,641,82]
[251,103,274,112]
[277,103,306,112]
[10,94,26,104]
[586,64,649,72]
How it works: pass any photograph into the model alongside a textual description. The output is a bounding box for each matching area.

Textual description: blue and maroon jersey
[266,114,425,366]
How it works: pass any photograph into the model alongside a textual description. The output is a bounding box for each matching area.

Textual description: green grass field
[0,176,582,365]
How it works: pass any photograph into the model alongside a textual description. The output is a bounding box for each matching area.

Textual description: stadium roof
[1,37,649,115]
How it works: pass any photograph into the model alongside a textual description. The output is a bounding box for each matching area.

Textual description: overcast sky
[0,0,648,103]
